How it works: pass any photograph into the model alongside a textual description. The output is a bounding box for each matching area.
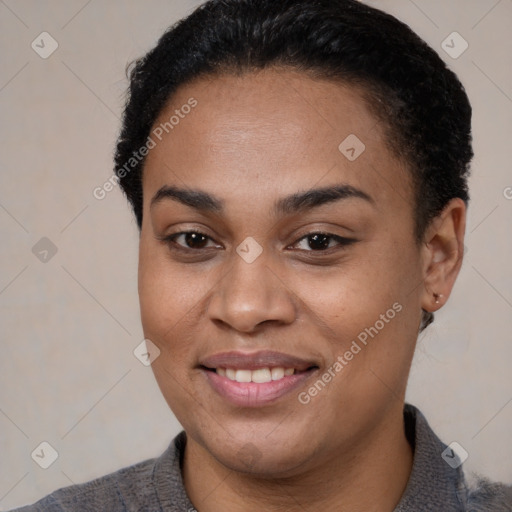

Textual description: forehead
[142,68,413,215]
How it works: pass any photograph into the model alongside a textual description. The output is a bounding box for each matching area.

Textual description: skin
[138,68,466,512]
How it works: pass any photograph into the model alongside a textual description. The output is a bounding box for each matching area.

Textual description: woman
[12,0,511,510]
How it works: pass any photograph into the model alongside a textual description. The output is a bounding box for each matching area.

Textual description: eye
[162,231,221,251]
[291,232,356,252]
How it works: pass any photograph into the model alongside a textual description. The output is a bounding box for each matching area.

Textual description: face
[138,69,426,476]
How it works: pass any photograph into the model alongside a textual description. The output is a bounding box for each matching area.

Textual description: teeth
[216,367,296,382]
[235,369,252,383]
[271,367,284,380]
[252,368,271,383]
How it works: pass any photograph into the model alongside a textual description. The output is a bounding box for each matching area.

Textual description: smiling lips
[200,350,318,407]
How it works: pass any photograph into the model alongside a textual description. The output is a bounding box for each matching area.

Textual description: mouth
[199,351,319,407]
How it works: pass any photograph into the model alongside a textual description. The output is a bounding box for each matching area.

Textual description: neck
[182,405,413,512]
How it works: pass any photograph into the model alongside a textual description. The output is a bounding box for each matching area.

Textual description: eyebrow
[151,186,223,213]
[150,184,374,216]
[274,184,374,215]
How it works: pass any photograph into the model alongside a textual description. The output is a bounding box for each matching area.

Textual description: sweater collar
[153,403,466,511]
[393,403,466,511]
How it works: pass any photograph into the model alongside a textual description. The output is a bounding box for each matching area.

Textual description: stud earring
[433,293,443,304]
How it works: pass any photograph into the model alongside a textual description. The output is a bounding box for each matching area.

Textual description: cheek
[138,243,206,411]
[294,250,401,318]
[138,241,202,345]
[294,243,421,355]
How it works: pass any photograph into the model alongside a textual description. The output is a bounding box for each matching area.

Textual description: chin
[198,421,318,477]
[216,443,312,478]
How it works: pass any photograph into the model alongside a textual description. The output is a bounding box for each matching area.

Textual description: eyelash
[160,230,356,255]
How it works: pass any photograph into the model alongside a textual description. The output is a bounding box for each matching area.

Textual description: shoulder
[9,456,159,512]
[465,475,512,511]
[6,432,193,512]
[396,405,512,511]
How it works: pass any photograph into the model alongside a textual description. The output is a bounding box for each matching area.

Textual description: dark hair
[114,0,473,331]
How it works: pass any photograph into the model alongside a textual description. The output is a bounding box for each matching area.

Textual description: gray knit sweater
[10,405,512,511]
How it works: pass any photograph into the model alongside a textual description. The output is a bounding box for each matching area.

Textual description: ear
[420,198,466,312]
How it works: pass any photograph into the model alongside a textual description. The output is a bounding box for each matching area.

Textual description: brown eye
[292,232,356,252]
[163,231,220,251]
[183,232,209,248]
[307,233,331,250]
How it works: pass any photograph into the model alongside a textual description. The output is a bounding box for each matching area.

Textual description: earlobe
[420,198,466,312]
[433,292,443,304]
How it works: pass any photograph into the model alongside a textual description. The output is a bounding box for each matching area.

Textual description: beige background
[0,0,511,508]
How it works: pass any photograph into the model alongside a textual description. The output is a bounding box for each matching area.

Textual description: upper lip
[199,350,318,371]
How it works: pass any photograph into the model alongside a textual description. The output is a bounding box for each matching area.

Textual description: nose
[207,253,296,333]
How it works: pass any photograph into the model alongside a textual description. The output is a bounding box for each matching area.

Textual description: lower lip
[203,369,316,407]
